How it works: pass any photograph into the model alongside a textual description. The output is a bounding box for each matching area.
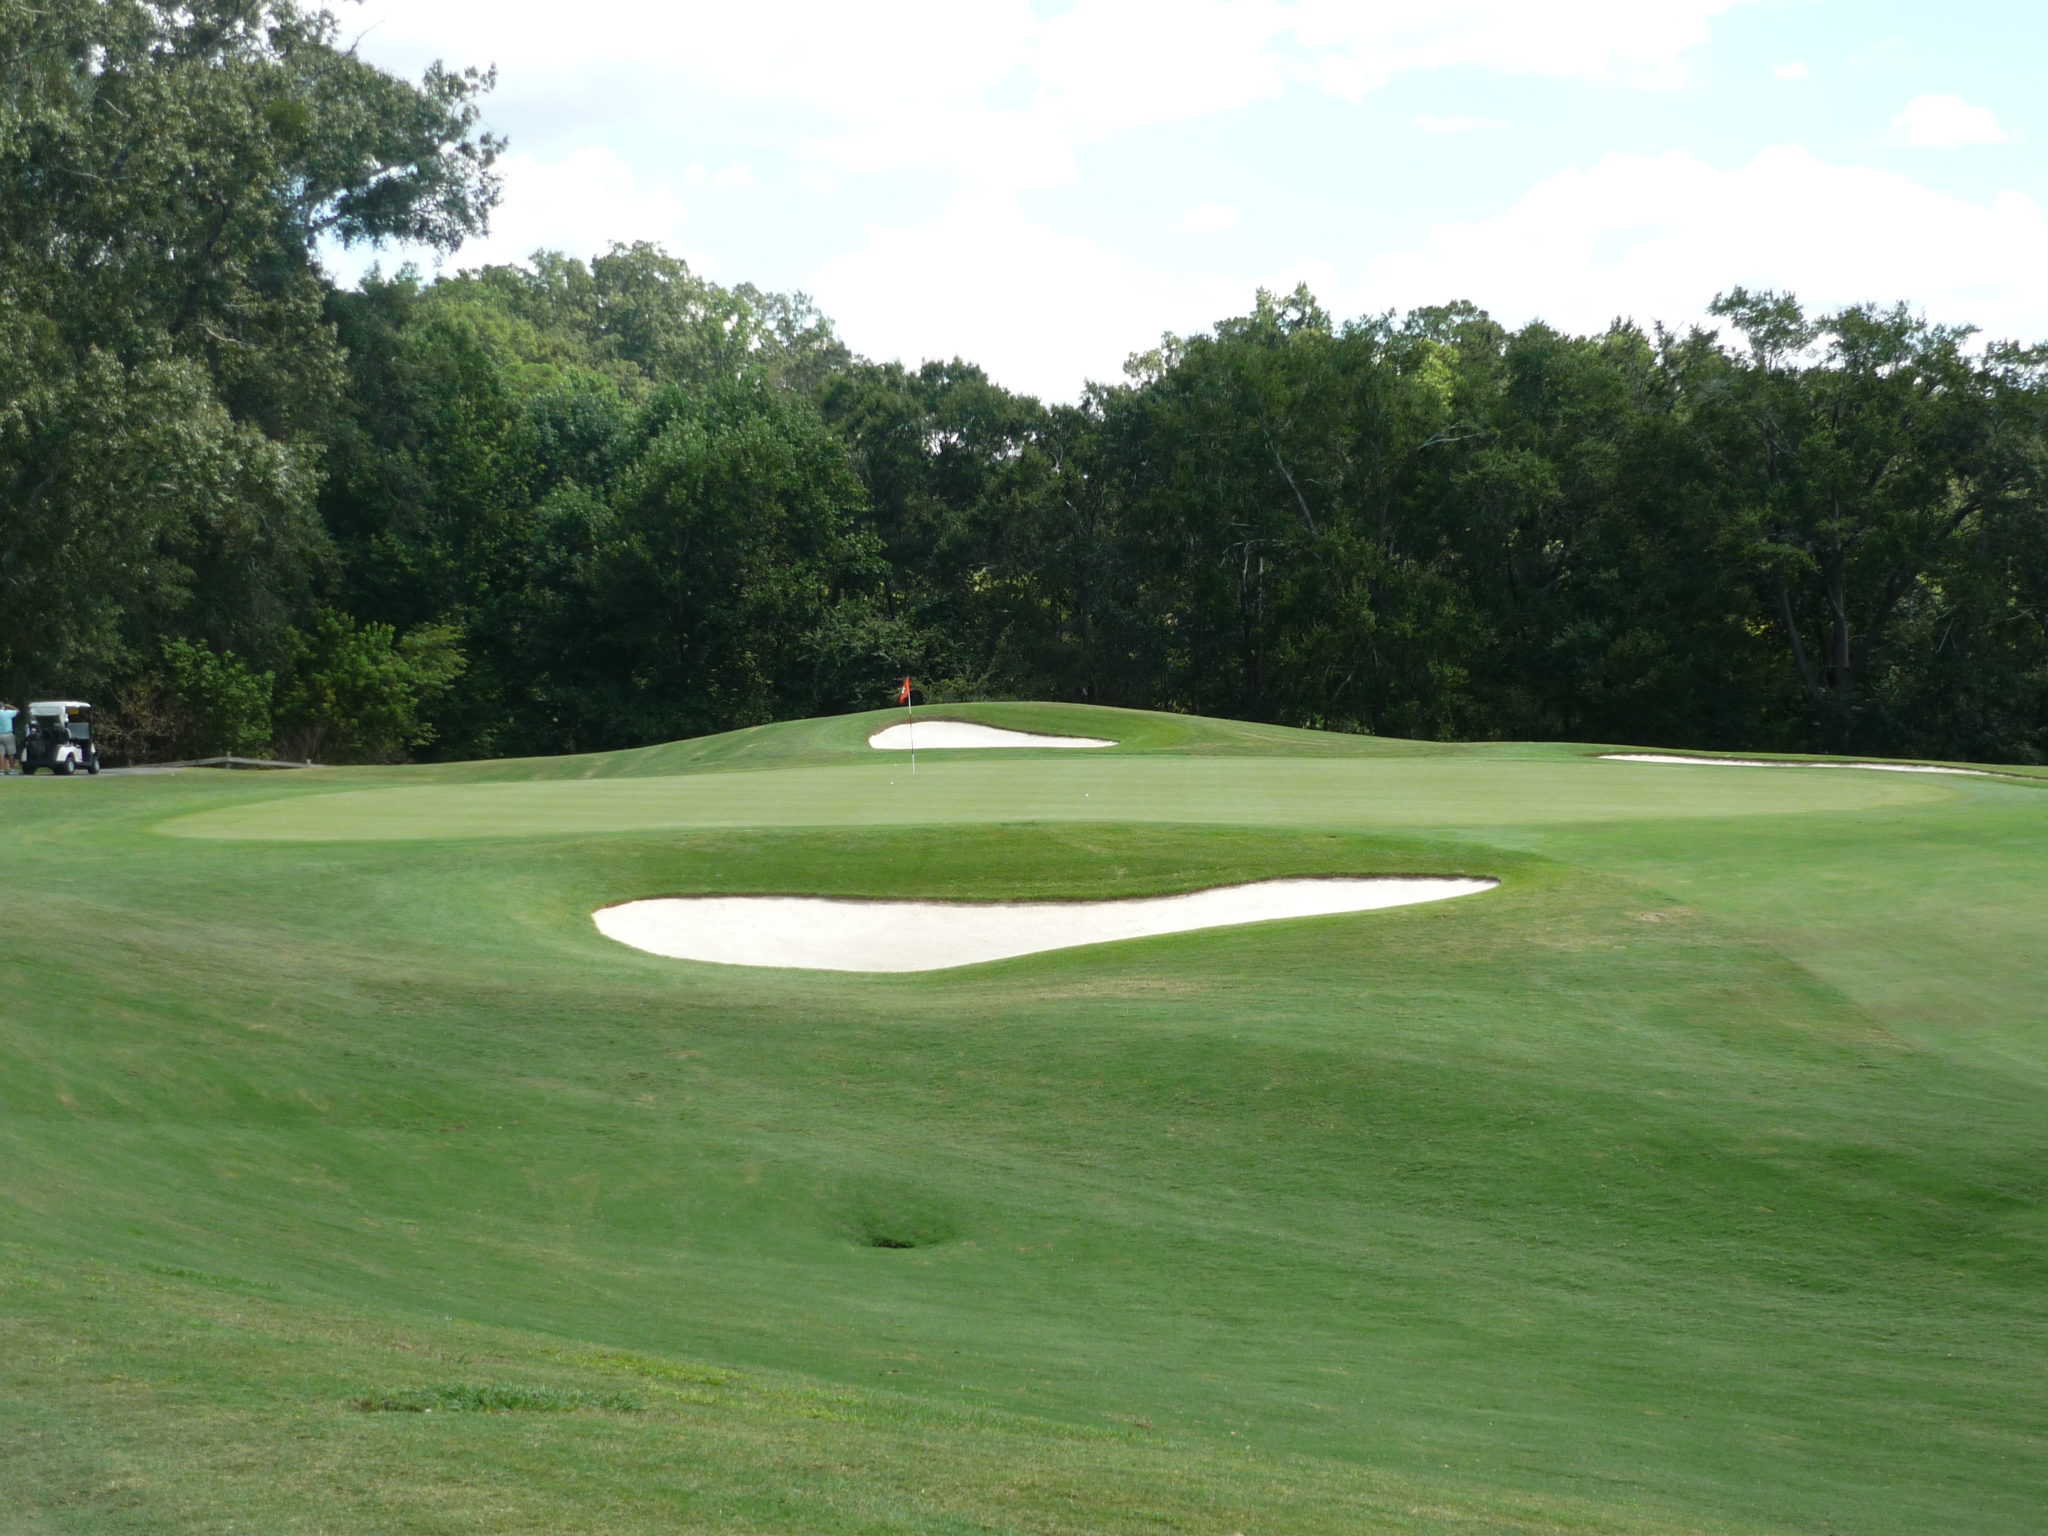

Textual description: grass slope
[3,702,2044,1534]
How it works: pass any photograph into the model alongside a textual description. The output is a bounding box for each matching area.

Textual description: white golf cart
[20,700,101,775]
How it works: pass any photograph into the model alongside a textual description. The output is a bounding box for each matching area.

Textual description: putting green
[163,752,1949,841]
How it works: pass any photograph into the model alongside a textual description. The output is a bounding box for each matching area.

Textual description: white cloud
[1034,0,1294,138]
[810,197,1253,400]
[1355,146,2048,343]
[347,1,1758,190]
[1415,114,1502,134]
[683,161,757,193]
[348,1,1040,117]
[1180,201,1242,233]
[434,146,695,273]
[803,108,1077,191]
[1298,0,1756,100]
[1772,62,1810,81]
[1890,94,2011,148]
[328,0,1813,398]
[808,194,1360,400]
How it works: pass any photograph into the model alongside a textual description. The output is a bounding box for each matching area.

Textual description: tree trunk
[1776,582,1820,702]
[1825,550,1854,696]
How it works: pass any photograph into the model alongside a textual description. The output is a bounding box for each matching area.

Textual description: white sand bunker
[595,876,1497,973]
[1602,753,1990,777]
[869,720,1115,750]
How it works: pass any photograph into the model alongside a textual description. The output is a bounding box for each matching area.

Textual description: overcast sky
[332,0,2047,400]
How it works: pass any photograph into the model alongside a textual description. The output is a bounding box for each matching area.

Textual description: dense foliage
[4,2,2046,762]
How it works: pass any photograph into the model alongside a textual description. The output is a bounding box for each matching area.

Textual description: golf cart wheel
[54,759,73,776]
[86,760,100,775]
[17,764,30,775]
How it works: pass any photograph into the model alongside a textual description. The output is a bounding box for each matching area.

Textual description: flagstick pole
[907,681,915,776]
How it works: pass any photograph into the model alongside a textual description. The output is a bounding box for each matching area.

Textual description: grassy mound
[3,702,2045,1533]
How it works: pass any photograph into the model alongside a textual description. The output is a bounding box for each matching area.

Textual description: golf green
[3,702,2044,1535]
[164,753,1948,841]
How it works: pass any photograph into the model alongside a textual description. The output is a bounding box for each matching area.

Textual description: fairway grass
[4,702,2045,1534]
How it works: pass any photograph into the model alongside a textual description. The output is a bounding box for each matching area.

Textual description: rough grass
[2,701,2044,1534]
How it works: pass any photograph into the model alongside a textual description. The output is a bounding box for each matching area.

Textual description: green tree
[1422,316,1782,747]
[154,638,275,759]
[561,381,884,746]
[275,609,465,762]
[820,358,1051,694]
[1086,287,1483,735]
[443,244,850,396]
[317,248,861,756]
[0,0,498,702]
[1690,290,2048,748]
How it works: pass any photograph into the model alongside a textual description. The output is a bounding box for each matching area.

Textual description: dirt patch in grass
[351,1384,642,1414]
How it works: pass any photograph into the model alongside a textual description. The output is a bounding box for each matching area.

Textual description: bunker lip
[593,875,1498,974]
[1600,752,1992,777]
[868,720,1116,750]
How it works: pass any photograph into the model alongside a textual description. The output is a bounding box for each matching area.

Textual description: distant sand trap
[869,721,1115,750]
[1602,753,1990,777]
[595,876,1497,973]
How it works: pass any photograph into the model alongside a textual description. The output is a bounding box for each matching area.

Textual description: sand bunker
[869,721,1115,750]
[595,876,1496,973]
[1602,753,1989,777]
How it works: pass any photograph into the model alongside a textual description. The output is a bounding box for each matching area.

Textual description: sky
[332,0,2048,401]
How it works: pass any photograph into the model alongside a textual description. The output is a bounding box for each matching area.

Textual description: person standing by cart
[0,702,17,775]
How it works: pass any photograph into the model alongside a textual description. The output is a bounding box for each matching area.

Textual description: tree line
[6,1,2046,764]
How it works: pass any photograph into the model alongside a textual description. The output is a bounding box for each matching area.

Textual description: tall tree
[1691,289,2048,748]
[819,358,1050,690]
[0,0,498,701]
[1086,288,1484,734]
[554,381,886,747]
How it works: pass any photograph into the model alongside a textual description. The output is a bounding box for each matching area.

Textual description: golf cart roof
[28,700,90,712]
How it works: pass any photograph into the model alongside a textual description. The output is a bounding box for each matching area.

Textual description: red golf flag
[897,677,913,705]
